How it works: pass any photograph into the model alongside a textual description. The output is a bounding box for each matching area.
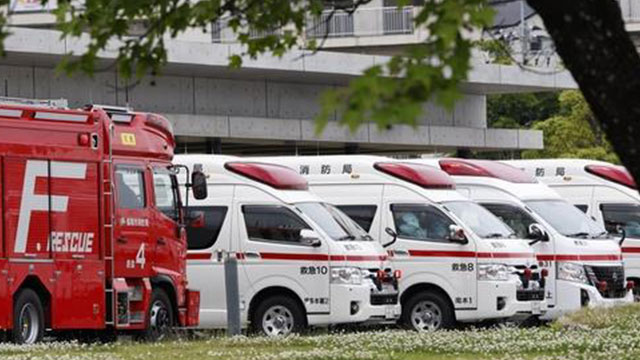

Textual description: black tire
[632,282,640,302]
[401,291,455,331]
[11,289,45,344]
[139,288,174,341]
[251,296,306,337]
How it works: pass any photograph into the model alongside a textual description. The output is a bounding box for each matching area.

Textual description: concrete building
[2,2,577,155]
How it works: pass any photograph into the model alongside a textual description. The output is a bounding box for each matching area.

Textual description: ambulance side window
[600,203,640,238]
[153,170,179,221]
[187,206,228,250]
[242,205,312,244]
[336,205,377,232]
[116,167,146,209]
[481,203,536,239]
[391,204,454,243]
[575,204,589,213]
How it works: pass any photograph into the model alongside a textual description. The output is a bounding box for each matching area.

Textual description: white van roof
[408,158,563,202]
[504,159,639,198]
[174,154,323,204]
[249,155,469,203]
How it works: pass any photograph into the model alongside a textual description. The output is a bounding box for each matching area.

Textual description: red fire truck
[0,98,205,344]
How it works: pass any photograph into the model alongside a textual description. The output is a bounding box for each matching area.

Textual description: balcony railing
[306,11,355,38]
[383,6,414,35]
[211,6,417,43]
[306,6,414,39]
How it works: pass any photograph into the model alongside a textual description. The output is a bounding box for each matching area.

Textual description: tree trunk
[527,0,640,186]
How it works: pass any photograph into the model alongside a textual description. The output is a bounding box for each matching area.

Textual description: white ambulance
[253,155,547,331]
[505,159,640,298]
[413,158,634,319]
[174,154,401,336]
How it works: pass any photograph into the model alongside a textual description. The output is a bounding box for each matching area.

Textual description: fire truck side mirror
[191,171,208,200]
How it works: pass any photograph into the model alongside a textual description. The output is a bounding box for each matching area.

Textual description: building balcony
[209,6,424,51]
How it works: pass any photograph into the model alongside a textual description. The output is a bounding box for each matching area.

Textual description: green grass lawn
[5,305,640,360]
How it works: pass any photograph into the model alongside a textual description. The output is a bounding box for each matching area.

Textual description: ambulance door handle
[116,236,128,244]
[244,252,261,259]
[394,249,409,256]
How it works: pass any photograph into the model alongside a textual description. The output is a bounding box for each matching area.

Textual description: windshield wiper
[567,232,590,238]
[485,233,506,239]
[591,231,609,239]
[338,235,357,241]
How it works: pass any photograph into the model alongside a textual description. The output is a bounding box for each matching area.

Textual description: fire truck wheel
[252,296,305,337]
[139,289,174,342]
[402,291,454,332]
[11,289,45,344]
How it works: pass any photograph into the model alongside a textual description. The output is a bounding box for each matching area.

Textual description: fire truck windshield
[296,202,373,241]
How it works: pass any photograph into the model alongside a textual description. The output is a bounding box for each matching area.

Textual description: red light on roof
[374,162,456,189]
[225,162,308,190]
[585,165,637,189]
[439,159,536,184]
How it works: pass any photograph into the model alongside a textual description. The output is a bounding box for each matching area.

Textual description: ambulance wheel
[632,282,640,302]
[402,291,454,332]
[139,289,174,341]
[11,289,45,344]
[252,296,305,337]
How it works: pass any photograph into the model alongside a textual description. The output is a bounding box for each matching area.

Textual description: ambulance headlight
[330,267,363,285]
[477,263,511,281]
[557,262,589,284]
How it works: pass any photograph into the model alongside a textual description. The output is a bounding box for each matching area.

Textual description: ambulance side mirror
[528,223,549,245]
[191,171,208,200]
[300,229,321,247]
[617,224,627,246]
[383,227,398,248]
[448,225,468,245]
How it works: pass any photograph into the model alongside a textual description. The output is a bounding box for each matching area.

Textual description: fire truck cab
[415,158,634,319]
[256,156,546,331]
[0,99,203,343]
[506,159,640,298]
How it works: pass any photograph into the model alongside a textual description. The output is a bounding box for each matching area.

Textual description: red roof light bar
[585,164,637,189]
[374,162,456,189]
[439,159,536,184]
[225,162,309,190]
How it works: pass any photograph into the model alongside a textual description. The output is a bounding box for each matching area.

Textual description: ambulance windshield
[296,202,373,241]
[443,201,516,240]
[525,200,608,239]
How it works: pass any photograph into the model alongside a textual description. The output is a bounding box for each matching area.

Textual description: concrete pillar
[206,138,222,154]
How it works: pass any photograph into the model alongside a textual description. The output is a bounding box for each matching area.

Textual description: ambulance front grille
[585,265,627,298]
[370,294,398,306]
